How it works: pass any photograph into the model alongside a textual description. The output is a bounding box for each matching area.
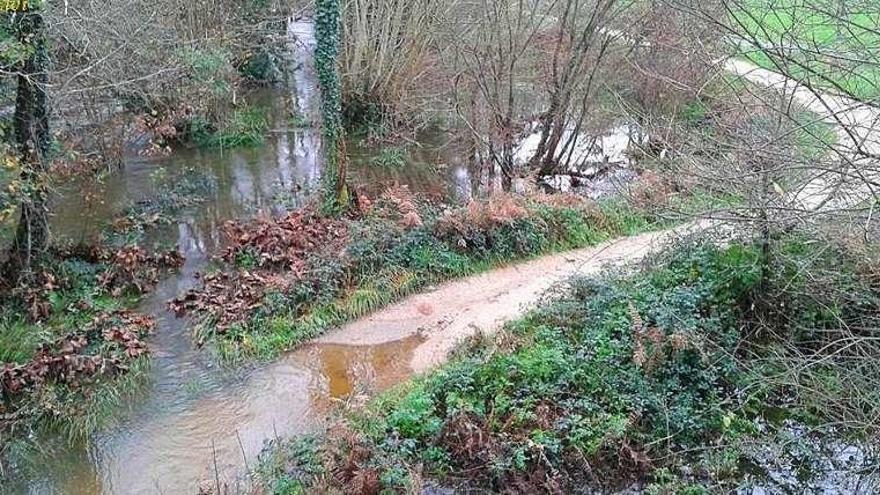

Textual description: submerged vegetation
[257,237,880,493]
[106,167,219,247]
[0,246,181,470]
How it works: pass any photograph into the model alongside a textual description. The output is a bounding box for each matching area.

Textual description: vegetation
[184,105,271,149]
[1,0,879,491]
[256,237,880,493]
[172,188,667,363]
[370,146,408,169]
[730,0,880,100]
[0,247,180,469]
[104,167,218,247]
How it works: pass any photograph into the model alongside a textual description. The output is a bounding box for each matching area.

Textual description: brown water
[17,18,472,494]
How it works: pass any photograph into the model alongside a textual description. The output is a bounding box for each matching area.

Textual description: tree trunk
[538,116,567,176]
[6,9,51,281]
[315,0,348,214]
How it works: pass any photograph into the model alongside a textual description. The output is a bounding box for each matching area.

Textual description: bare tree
[528,0,624,176]
[446,0,630,192]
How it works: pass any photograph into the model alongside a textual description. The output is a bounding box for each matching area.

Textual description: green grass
[257,237,880,492]
[0,314,49,364]
[733,0,880,100]
[40,358,152,444]
[186,104,270,149]
[791,108,838,159]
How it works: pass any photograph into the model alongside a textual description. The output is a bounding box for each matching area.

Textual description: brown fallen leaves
[0,310,155,398]
[324,424,383,495]
[220,208,348,270]
[11,245,183,324]
[171,209,348,332]
[371,184,423,229]
[169,271,292,334]
[90,245,184,296]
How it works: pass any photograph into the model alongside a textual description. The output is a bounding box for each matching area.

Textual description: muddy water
[21,19,470,495]
[27,335,426,494]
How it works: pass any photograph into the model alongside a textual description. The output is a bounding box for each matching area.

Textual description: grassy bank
[172,188,671,364]
[733,0,880,100]
[256,236,880,493]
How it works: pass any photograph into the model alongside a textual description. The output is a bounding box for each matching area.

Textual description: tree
[448,0,626,192]
[4,2,50,281]
[315,0,349,213]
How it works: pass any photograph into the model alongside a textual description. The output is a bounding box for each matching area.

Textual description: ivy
[315,0,348,214]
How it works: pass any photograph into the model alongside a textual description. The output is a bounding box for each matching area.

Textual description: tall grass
[0,314,50,364]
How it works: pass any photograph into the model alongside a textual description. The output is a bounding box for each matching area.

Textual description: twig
[236,429,250,475]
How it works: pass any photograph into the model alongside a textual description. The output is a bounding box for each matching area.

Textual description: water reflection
[308,334,426,406]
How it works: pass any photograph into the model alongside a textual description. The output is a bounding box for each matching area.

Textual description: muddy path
[318,228,680,373]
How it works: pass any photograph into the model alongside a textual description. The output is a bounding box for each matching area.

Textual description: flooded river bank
[17,19,473,494]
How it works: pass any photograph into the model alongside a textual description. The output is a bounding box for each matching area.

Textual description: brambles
[370,147,407,169]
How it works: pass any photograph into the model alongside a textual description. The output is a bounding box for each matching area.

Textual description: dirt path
[318,226,690,373]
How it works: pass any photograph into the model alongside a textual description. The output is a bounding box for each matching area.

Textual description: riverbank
[0,246,182,471]
[171,187,676,364]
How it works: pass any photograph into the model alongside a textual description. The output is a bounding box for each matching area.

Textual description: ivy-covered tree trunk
[6,8,51,281]
[315,0,348,214]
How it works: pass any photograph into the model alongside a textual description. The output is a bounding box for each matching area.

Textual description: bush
[188,105,270,149]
